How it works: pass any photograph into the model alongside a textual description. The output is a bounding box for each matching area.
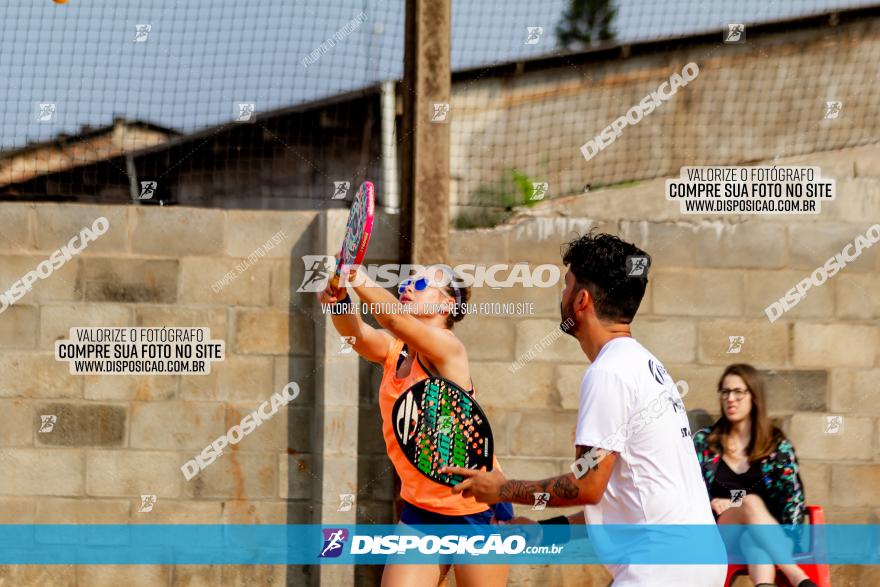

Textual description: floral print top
[693,426,805,525]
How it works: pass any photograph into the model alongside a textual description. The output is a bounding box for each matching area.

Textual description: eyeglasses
[718,388,750,400]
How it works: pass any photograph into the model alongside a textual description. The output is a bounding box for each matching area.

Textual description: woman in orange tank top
[319,263,511,587]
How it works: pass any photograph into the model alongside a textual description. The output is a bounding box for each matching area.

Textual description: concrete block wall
[449,143,880,586]
[0,203,341,586]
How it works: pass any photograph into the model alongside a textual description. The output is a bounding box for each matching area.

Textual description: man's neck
[580,324,632,362]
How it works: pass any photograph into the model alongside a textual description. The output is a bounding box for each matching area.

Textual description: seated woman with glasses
[692,363,816,587]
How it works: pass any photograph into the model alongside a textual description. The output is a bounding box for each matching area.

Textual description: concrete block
[694,222,786,269]
[320,405,359,457]
[466,273,563,319]
[0,203,33,251]
[830,369,880,416]
[76,565,169,587]
[316,455,359,522]
[134,306,227,338]
[35,498,130,523]
[39,303,132,348]
[34,204,127,255]
[510,220,600,265]
[220,565,285,587]
[129,500,222,524]
[696,319,788,367]
[762,369,827,413]
[0,565,77,587]
[179,354,274,402]
[86,451,182,497]
[449,228,510,264]
[131,206,225,256]
[831,465,880,508]
[183,453,276,499]
[221,500,287,524]
[224,210,315,259]
[0,449,84,496]
[787,223,878,272]
[224,402,288,453]
[508,410,578,457]
[743,270,834,320]
[555,364,588,410]
[472,361,557,409]
[0,399,32,447]
[0,304,38,349]
[232,308,313,356]
[514,319,584,363]
[652,269,743,316]
[667,363,726,414]
[83,373,178,402]
[179,257,271,306]
[788,413,873,461]
[0,496,36,521]
[632,318,696,364]
[830,566,880,587]
[619,221,697,268]
[798,461,831,508]
[499,457,560,481]
[34,402,127,447]
[793,323,878,368]
[835,273,880,320]
[171,565,222,587]
[0,352,80,399]
[824,177,880,223]
[130,401,226,450]
[83,257,178,303]
[0,254,81,304]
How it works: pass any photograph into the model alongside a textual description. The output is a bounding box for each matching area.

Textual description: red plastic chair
[725,505,832,587]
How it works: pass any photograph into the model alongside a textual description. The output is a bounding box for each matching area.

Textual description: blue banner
[0,524,877,565]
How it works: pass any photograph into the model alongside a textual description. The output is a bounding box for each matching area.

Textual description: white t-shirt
[575,337,726,586]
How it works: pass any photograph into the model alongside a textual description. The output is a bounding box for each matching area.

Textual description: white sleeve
[574,368,631,453]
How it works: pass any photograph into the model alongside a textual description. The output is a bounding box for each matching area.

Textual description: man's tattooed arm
[498,475,582,505]
[497,446,614,507]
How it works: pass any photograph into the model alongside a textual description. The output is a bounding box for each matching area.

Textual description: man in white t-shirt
[446,231,726,586]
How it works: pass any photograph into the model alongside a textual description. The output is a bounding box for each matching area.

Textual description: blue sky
[1,0,873,149]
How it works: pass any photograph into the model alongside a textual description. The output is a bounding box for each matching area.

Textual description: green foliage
[556,0,617,49]
[454,169,543,229]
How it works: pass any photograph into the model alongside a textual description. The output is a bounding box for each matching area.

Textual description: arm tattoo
[498,474,582,506]
[497,446,612,506]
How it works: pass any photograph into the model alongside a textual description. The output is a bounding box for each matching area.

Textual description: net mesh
[0,0,877,219]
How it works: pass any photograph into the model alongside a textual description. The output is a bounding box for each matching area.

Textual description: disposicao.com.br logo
[318,531,556,557]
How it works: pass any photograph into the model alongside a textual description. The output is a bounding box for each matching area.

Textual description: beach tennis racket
[332,181,374,287]
[392,376,494,487]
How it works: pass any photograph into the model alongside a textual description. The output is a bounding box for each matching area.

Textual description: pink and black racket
[333,181,374,286]
[392,376,494,487]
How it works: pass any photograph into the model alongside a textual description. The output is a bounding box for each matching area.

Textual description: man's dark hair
[561,230,650,324]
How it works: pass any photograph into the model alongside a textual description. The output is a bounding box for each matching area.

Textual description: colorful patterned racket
[333,181,374,286]
[392,376,494,487]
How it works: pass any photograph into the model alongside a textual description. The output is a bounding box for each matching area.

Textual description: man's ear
[575,287,591,313]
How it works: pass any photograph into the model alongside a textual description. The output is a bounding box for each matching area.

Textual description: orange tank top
[379,337,498,515]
